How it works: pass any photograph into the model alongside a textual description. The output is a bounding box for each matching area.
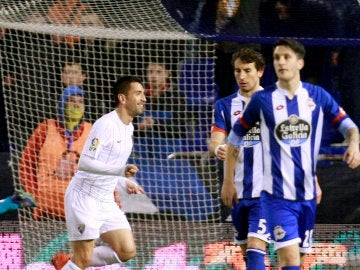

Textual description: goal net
[0,0,223,269]
[3,1,359,269]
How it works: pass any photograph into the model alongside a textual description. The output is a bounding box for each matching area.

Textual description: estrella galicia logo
[275,114,311,146]
[240,122,261,147]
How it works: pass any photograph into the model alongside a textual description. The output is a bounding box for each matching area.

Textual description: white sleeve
[116,176,128,192]
[116,177,139,192]
[78,155,126,176]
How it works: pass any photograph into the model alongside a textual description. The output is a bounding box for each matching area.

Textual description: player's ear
[258,68,265,77]
[297,58,304,70]
[118,93,126,104]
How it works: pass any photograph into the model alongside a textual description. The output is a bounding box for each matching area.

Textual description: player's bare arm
[208,131,227,160]
[343,128,360,169]
[222,143,239,208]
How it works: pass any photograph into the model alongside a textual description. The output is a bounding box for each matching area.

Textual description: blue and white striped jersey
[212,91,263,199]
[229,82,357,201]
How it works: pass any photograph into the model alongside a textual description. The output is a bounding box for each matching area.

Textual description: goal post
[0,0,222,268]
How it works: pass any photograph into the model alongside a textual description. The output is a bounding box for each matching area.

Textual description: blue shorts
[261,191,316,253]
[231,198,270,245]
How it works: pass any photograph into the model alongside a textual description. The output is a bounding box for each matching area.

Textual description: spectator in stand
[134,59,189,140]
[61,60,87,89]
[19,85,92,219]
[74,11,119,120]
[49,7,119,121]
[47,0,92,49]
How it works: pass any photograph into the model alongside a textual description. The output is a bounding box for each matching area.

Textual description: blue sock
[0,197,19,214]
[246,248,266,270]
[281,267,301,270]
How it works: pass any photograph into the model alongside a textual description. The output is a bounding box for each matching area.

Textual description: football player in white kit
[227,39,360,269]
[52,76,146,270]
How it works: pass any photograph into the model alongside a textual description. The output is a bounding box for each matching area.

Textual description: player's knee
[117,246,136,262]
[118,250,136,262]
[247,237,267,250]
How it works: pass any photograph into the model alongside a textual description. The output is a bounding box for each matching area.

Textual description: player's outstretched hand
[125,164,139,177]
[126,179,145,194]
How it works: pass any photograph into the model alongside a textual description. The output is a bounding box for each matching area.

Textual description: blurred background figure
[19,86,92,219]
[134,60,190,140]
[0,190,36,215]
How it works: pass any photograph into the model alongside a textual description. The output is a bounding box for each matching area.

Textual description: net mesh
[1,0,360,269]
[0,0,221,268]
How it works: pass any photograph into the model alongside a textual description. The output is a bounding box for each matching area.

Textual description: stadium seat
[178,58,218,106]
[178,58,216,152]
[129,157,219,221]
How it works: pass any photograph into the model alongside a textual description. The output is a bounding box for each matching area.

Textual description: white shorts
[64,181,131,241]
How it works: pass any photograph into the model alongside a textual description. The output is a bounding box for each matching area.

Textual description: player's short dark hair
[273,38,306,59]
[112,75,143,105]
[231,48,265,71]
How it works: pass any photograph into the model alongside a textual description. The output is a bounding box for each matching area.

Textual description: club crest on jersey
[274,114,311,146]
[89,138,99,152]
[274,225,286,240]
[77,224,85,234]
[307,98,316,111]
[240,122,261,147]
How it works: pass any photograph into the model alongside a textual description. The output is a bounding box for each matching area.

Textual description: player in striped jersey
[227,39,360,269]
[209,48,270,269]
[52,76,146,270]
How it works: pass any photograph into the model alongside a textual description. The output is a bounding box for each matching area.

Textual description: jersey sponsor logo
[275,114,311,146]
[274,225,286,241]
[276,104,285,110]
[89,138,99,151]
[240,122,261,147]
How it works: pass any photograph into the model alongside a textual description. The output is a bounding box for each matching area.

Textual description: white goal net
[0,0,224,269]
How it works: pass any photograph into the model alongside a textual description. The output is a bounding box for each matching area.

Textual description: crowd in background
[1,0,360,151]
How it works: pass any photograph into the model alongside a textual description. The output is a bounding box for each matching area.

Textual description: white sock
[90,246,122,266]
[62,259,82,270]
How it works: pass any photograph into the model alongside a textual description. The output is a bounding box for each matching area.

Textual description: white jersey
[71,110,134,202]
[212,91,263,199]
